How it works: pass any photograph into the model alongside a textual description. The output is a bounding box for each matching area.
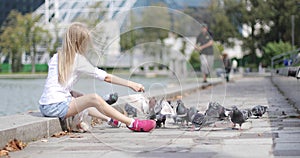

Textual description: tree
[266,0,299,45]
[22,13,52,73]
[189,50,200,71]
[262,41,293,67]
[120,4,171,67]
[120,10,138,67]
[140,4,171,64]
[205,0,299,68]
[48,21,60,58]
[141,4,171,44]
[0,11,24,72]
[0,11,52,73]
[75,1,105,28]
[208,0,240,47]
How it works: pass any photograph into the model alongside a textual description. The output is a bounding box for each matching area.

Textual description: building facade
[0,0,44,26]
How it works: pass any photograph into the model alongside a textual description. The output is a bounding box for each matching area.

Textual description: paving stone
[274,137,300,143]
[274,142,300,150]
[222,144,273,157]
[223,138,273,145]
[273,150,300,157]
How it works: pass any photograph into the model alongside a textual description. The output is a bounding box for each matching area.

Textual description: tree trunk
[31,42,36,73]
[31,53,36,73]
[11,52,22,72]
[250,24,257,66]
[8,52,12,73]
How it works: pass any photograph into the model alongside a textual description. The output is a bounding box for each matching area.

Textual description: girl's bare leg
[87,107,110,121]
[66,93,132,126]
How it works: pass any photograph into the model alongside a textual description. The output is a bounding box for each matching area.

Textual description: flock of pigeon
[122,96,268,131]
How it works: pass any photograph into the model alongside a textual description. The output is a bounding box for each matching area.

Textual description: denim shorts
[39,97,71,119]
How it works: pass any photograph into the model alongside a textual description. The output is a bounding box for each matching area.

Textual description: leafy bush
[189,51,200,71]
[262,41,293,67]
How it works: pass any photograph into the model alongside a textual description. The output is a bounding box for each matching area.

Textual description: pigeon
[251,105,268,118]
[141,97,150,114]
[191,112,207,130]
[176,100,188,115]
[229,106,246,130]
[154,98,163,114]
[149,97,157,110]
[157,98,175,128]
[241,108,252,120]
[103,93,118,105]
[187,106,199,123]
[160,99,175,116]
[175,99,189,125]
[148,106,156,120]
[155,113,166,128]
[204,102,229,124]
[147,97,157,119]
[124,103,137,117]
[168,101,178,123]
[154,98,165,128]
[147,97,175,128]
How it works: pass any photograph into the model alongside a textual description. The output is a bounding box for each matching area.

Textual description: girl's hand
[104,74,145,92]
[130,82,145,92]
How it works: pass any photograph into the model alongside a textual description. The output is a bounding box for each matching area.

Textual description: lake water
[0,75,180,116]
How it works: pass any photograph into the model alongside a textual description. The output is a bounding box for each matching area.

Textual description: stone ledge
[0,113,62,148]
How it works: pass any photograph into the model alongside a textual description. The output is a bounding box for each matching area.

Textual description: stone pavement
[7,76,300,158]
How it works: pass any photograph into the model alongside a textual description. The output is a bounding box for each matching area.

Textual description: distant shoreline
[0,73,47,79]
[0,70,132,79]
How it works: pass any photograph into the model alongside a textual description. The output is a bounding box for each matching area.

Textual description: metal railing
[271,48,300,79]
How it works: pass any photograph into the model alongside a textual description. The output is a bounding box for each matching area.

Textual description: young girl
[39,22,156,132]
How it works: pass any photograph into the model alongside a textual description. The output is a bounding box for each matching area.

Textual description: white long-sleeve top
[39,53,107,105]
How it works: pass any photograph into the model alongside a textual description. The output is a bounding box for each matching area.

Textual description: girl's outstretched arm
[104,74,145,92]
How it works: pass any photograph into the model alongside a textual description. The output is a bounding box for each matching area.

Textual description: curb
[0,113,62,148]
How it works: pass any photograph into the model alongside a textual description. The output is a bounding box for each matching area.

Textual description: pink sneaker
[127,119,156,132]
[108,119,121,128]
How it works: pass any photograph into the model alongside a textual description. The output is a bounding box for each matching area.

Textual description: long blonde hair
[58,22,91,85]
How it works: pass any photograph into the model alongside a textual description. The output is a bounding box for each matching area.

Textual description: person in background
[232,59,238,73]
[194,23,214,83]
[222,53,231,82]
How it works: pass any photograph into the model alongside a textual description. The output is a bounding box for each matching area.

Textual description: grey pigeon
[103,93,118,105]
[176,100,188,115]
[149,97,157,110]
[175,99,189,125]
[191,112,207,130]
[187,106,199,123]
[229,106,245,130]
[205,102,229,124]
[241,109,252,120]
[124,103,137,117]
[147,97,157,120]
[148,107,156,120]
[251,105,267,118]
[154,98,163,114]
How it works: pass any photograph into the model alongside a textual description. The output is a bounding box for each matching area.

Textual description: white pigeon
[160,99,175,115]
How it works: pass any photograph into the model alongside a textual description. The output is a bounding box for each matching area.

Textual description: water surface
[0,75,177,116]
